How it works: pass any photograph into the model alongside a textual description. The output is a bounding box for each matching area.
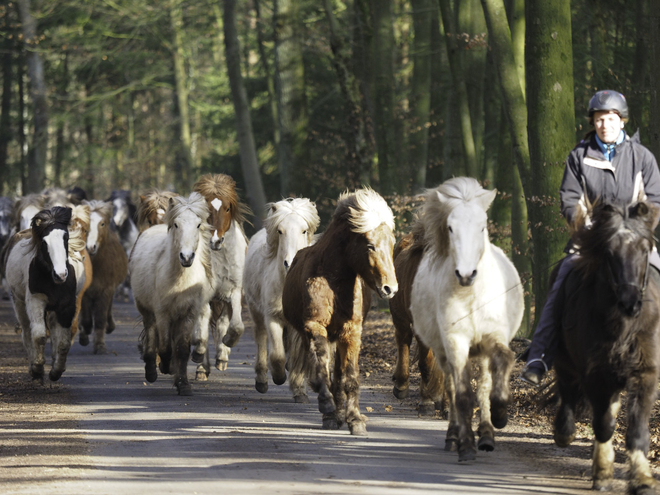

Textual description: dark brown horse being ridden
[282,188,398,436]
[553,201,660,494]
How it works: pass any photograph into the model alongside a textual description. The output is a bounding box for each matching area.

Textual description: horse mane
[42,187,70,208]
[335,187,394,234]
[193,173,252,225]
[13,193,45,226]
[264,198,320,259]
[84,199,114,220]
[574,201,657,276]
[137,189,179,228]
[30,207,72,248]
[68,204,91,259]
[412,177,487,257]
[108,189,137,222]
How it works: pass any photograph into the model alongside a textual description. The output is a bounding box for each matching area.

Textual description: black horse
[553,201,660,494]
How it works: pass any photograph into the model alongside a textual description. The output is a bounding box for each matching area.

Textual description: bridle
[606,248,650,299]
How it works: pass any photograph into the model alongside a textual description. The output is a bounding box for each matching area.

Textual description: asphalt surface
[1,300,596,495]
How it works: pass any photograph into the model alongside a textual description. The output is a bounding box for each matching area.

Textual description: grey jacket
[559,131,660,225]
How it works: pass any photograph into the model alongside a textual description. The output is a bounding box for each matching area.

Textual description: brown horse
[282,188,398,436]
[80,200,128,354]
[389,231,445,416]
[137,189,179,232]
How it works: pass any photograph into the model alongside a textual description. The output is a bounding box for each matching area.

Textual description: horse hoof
[322,417,340,430]
[159,361,170,375]
[93,344,107,355]
[195,371,209,381]
[393,386,409,400]
[293,394,309,404]
[49,368,63,382]
[318,397,336,415]
[222,330,242,348]
[30,364,44,380]
[630,485,655,495]
[215,359,228,371]
[105,326,115,335]
[145,366,158,383]
[272,373,286,386]
[554,432,575,448]
[177,383,193,396]
[491,401,509,429]
[478,435,495,452]
[349,422,368,436]
[79,333,89,346]
[592,479,612,491]
[458,447,477,462]
[255,381,268,394]
[191,351,204,364]
[444,439,458,452]
[418,403,436,417]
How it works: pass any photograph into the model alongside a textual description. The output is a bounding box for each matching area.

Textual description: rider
[520,90,660,385]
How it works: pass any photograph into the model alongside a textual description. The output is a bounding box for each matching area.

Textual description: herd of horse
[0,175,658,494]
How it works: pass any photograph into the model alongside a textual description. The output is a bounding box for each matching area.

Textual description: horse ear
[476,188,497,211]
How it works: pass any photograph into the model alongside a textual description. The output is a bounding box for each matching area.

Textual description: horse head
[340,188,398,299]
[266,198,320,274]
[85,200,113,256]
[31,206,72,284]
[166,192,210,267]
[0,197,13,243]
[108,190,135,230]
[137,189,178,232]
[580,202,657,317]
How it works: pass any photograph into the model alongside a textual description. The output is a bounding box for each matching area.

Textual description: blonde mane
[336,187,394,234]
[85,199,113,221]
[264,198,320,258]
[137,189,179,231]
[68,204,91,260]
[193,173,252,225]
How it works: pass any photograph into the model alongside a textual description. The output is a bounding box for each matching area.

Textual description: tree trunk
[17,0,47,193]
[525,0,575,327]
[426,6,448,186]
[53,51,69,188]
[409,0,433,192]
[273,0,308,197]
[438,0,478,178]
[170,0,193,192]
[629,0,649,138]
[224,0,266,229]
[650,7,660,160]
[0,2,13,196]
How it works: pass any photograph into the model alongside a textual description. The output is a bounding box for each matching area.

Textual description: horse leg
[191,303,211,364]
[475,355,495,452]
[286,327,310,403]
[445,337,476,461]
[156,313,172,375]
[91,291,111,354]
[105,297,116,334]
[343,331,367,436]
[251,308,269,393]
[553,372,579,448]
[308,325,336,420]
[172,319,193,396]
[212,301,232,370]
[391,312,412,400]
[138,305,158,383]
[443,370,459,452]
[418,340,444,417]
[624,368,658,495]
[488,341,515,429]
[266,316,287,386]
[25,294,48,381]
[48,315,72,382]
[590,392,621,492]
[79,293,93,346]
[14,297,41,380]
[195,348,211,381]
[222,290,244,347]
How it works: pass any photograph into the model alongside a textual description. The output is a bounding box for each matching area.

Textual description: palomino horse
[80,200,128,354]
[192,174,250,378]
[407,177,523,461]
[553,202,660,494]
[137,189,179,232]
[243,198,320,401]
[4,207,81,381]
[68,204,93,344]
[130,192,215,395]
[282,188,398,435]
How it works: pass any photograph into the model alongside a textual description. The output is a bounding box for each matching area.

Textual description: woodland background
[0,0,659,336]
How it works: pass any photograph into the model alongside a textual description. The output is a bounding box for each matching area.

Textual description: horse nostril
[283,260,289,270]
[471,270,477,280]
[382,285,392,295]
[455,269,461,279]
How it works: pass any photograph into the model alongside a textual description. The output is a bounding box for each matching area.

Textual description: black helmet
[588,90,629,120]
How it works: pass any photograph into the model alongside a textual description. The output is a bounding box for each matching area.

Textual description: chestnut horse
[80,200,128,354]
[282,188,398,435]
[136,189,179,232]
[192,174,250,378]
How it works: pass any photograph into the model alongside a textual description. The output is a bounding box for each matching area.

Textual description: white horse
[409,177,524,462]
[129,192,215,396]
[243,198,320,401]
[5,207,85,382]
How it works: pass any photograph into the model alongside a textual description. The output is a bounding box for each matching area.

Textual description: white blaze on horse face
[0,211,9,237]
[87,211,103,255]
[366,224,398,299]
[156,208,166,222]
[277,213,311,273]
[44,228,69,283]
[210,198,226,250]
[448,203,488,285]
[175,209,203,267]
[20,205,40,231]
[113,198,128,227]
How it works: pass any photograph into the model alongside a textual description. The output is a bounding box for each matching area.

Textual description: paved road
[1,301,597,495]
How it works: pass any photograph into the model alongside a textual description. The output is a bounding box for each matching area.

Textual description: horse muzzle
[377,283,398,299]
[455,269,477,287]
[52,268,68,284]
[179,251,195,267]
[617,286,643,317]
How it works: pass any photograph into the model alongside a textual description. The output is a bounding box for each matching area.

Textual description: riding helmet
[588,90,629,121]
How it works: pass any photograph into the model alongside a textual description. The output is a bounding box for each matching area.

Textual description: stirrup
[523,358,549,373]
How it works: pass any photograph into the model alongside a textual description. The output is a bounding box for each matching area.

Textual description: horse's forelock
[165,192,210,228]
[336,188,394,234]
[264,198,320,257]
[85,199,113,221]
[193,173,251,224]
[30,207,71,246]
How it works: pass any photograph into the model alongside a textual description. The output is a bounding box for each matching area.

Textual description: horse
[13,193,45,232]
[108,190,138,300]
[0,196,14,299]
[243,198,320,401]
[389,231,445,416]
[552,201,660,494]
[4,207,80,381]
[68,204,93,344]
[137,189,179,232]
[130,192,215,395]
[192,173,251,379]
[79,200,128,354]
[407,177,524,461]
[42,187,70,208]
[282,188,398,435]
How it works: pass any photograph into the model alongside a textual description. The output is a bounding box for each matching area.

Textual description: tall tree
[224,0,266,229]
[0,1,13,195]
[650,7,660,160]
[17,0,47,193]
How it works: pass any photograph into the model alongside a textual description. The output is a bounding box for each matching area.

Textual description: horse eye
[278,229,283,235]
[226,207,230,213]
[197,223,201,229]
[175,223,178,229]
[448,226,453,233]
[367,244,376,252]
[303,230,307,235]
[101,222,105,227]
